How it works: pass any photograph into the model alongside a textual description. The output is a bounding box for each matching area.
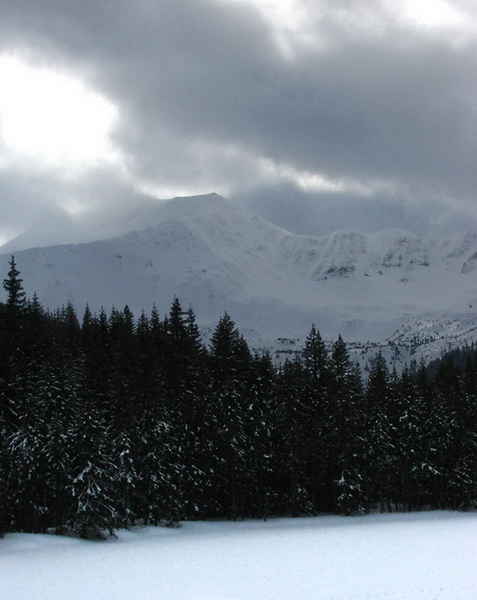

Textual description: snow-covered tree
[330,336,367,515]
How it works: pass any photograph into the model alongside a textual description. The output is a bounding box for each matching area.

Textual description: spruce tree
[299,325,330,512]
[3,256,26,317]
[431,357,469,509]
[7,365,49,532]
[245,352,276,519]
[208,313,252,519]
[330,336,367,515]
[0,402,10,536]
[274,357,314,517]
[365,353,394,511]
[67,394,118,539]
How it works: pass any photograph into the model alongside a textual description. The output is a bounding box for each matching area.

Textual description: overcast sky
[0,0,476,246]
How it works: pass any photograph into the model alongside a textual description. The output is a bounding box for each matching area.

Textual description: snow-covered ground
[2,511,477,599]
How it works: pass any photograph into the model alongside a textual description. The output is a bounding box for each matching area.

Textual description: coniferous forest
[1,257,477,539]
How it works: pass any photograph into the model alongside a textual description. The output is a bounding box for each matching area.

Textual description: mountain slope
[1,193,476,364]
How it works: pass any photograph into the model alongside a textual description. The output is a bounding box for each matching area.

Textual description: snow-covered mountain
[1,193,477,368]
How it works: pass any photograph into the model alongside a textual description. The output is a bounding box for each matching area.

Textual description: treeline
[1,257,477,539]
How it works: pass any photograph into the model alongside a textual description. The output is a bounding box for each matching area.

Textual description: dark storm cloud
[236,181,472,237]
[0,0,476,242]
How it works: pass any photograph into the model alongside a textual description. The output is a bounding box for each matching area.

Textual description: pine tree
[39,358,79,534]
[365,353,394,511]
[7,365,49,532]
[244,352,276,519]
[110,428,138,529]
[67,394,118,539]
[430,357,469,509]
[63,302,81,351]
[3,256,26,317]
[160,300,209,521]
[329,336,367,515]
[383,368,422,511]
[1,256,27,404]
[299,325,331,512]
[208,313,252,519]
[274,357,314,517]
[302,324,329,384]
[0,401,10,536]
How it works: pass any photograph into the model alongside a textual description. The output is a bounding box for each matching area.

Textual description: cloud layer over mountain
[0,0,476,245]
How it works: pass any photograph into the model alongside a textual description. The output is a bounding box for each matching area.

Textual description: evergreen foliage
[1,258,477,538]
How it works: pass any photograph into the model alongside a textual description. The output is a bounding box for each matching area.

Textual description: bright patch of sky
[0,55,121,176]
[221,0,477,46]
[0,233,11,247]
[398,0,469,30]
[63,196,90,217]
[135,180,230,201]
[217,0,323,56]
[258,158,386,196]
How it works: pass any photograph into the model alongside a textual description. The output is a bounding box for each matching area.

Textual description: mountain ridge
[1,193,476,368]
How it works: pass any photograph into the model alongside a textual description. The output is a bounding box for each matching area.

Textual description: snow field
[1,511,477,600]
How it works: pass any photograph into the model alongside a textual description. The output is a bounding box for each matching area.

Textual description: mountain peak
[1,197,476,358]
[0,192,230,254]
[161,192,243,220]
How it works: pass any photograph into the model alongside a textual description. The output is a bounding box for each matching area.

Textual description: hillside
[1,193,476,366]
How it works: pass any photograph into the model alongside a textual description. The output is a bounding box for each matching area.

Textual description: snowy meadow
[2,511,477,600]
